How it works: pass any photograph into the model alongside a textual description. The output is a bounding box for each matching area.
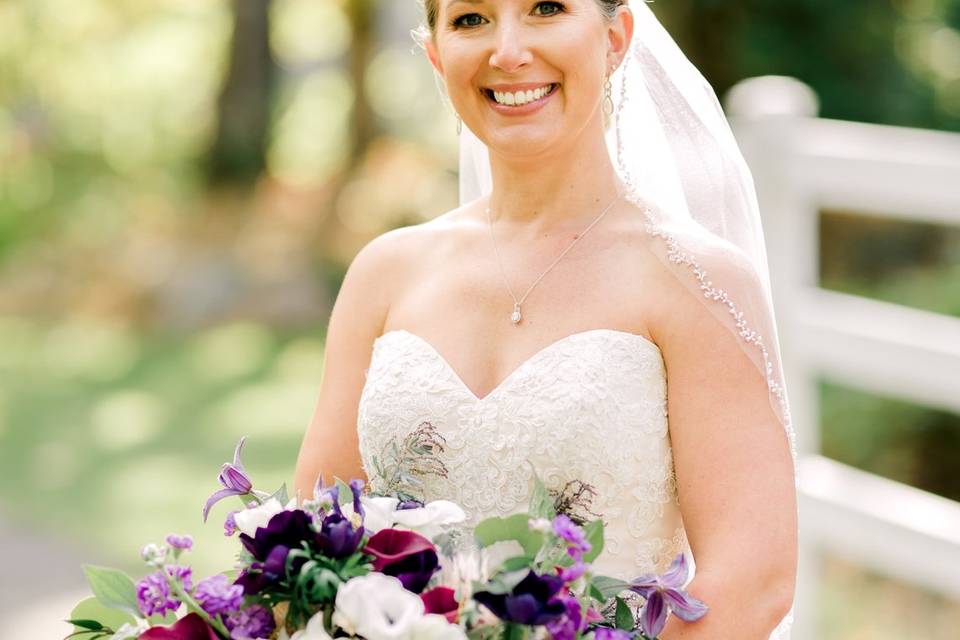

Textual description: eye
[450,13,483,29]
[534,1,565,17]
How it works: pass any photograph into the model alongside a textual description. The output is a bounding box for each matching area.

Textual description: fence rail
[727,75,960,640]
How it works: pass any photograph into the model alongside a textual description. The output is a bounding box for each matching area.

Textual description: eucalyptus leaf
[499,555,535,572]
[333,476,353,505]
[270,482,289,505]
[473,513,544,556]
[615,597,635,630]
[81,565,140,618]
[591,575,632,600]
[527,469,555,519]
[582,519,604,563]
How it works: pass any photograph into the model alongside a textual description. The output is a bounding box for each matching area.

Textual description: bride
[294,1,798,638]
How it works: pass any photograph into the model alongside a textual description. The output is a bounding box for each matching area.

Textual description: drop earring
[456,113,462,134]
[602,72,614,117]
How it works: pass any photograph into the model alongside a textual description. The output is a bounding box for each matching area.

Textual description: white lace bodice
[356,327,792,638]
[357,327,686,575]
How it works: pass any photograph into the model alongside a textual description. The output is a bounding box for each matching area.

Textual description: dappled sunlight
[90,389,168,452]
[41,318,141,382]
[184,321,275,383]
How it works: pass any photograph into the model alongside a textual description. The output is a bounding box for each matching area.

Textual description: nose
[488,21,533,73]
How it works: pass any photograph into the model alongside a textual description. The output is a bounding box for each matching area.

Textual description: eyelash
[449,1,566,29]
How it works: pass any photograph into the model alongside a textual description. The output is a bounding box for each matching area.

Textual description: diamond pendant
[511,303,522,324]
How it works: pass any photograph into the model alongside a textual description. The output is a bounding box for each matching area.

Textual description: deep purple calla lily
[629,552,709,638]
[203,437,254,522]
[362,528,439,593]
[138,612,219,640]
[474,569,567,626]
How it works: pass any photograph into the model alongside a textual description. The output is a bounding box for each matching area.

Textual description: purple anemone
[473,569,567,626]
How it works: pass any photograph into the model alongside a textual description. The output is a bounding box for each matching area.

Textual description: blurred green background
[0,0,958,637]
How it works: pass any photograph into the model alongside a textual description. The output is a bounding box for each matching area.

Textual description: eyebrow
[447,0,484,8]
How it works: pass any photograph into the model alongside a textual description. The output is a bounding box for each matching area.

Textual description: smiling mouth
[481,83,560,106]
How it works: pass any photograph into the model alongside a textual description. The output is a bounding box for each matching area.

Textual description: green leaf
[65,619,105,631]
[474,568,530,596]
[333,476,353,505]
[81,565,141,618]
[615,597,635,630]
[590,575,632,600]
[499,555,535,572]
[527,469,555,519]
[582,519,604,563]
[588,582,605,603]
[270,482,289,505]
[473,513,544,556]
[67,597,135,633]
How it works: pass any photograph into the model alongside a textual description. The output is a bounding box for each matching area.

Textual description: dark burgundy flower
[421,585,458,623]
[473,570,567,626]
[362,528,439,594]
[138,613,219,640]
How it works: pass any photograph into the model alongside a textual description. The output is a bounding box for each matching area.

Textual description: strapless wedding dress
[356,328,793,639]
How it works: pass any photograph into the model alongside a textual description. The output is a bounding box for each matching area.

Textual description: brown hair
[412,0,628,48]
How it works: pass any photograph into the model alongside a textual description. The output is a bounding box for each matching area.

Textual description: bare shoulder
[340,204,471,326]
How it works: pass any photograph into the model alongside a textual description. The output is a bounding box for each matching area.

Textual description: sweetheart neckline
[373,327,662,403]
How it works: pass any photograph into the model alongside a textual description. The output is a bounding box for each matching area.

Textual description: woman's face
[426,1,628,158]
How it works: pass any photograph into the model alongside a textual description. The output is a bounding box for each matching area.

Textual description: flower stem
[164,573,231,638]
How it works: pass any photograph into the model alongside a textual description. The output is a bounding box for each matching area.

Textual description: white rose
[233,497,297,537]
[332,573,424,640]
[390,500,467,539]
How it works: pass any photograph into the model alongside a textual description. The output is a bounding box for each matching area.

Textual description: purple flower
[552,514,591,560]
[397,498,424,510]
[203,437,254,522]
[236,509,314,595]
[629,553,709,638]
[593,628,633,640]
[545,595,586,640]
[473,569,567,626]
[362,528,439,594]
[224,511,238,537]
[558,560,588,584]
[195,574,245,617]
[224,604,275,640]
[136,566,191,617]
[166,534,193,551]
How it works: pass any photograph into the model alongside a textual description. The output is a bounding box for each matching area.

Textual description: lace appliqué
[357,329,685,582]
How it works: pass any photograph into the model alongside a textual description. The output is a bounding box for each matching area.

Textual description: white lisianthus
[110,618,150,639]
[332,573,425,640]
[340,495,399,534]
[409,614,468,640]
[390,500,467,539]
[233,497,298,537]
[278,610,334,640]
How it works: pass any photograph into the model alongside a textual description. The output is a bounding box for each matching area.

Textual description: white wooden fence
[726,75,960,639]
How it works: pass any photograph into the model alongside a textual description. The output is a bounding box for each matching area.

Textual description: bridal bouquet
[66,436,708,640]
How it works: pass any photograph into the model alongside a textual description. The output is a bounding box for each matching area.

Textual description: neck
[484,119,626,235]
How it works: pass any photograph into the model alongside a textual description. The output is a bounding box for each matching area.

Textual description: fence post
[725,75,820,640]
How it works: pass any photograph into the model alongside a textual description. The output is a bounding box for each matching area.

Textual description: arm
[649,251,798,640]
[293,229,412,501]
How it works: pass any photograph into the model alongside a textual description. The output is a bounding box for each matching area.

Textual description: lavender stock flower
[203,437,254,522]
[166,534,193,551]
[136,566,192,617]
[224,604,275,639]
[195,574,244,617]
[629,553,708,638]
[552,514,591,560]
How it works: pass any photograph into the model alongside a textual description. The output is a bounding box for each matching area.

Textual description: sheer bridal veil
[449,0,798,637]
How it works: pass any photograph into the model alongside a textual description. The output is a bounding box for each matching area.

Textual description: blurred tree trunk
[206,0,278,187]
[344,0,377,171]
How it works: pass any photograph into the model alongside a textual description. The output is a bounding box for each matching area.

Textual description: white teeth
[491,84,553,106]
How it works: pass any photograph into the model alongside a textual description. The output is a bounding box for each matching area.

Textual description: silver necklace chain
[485,190,623,325]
